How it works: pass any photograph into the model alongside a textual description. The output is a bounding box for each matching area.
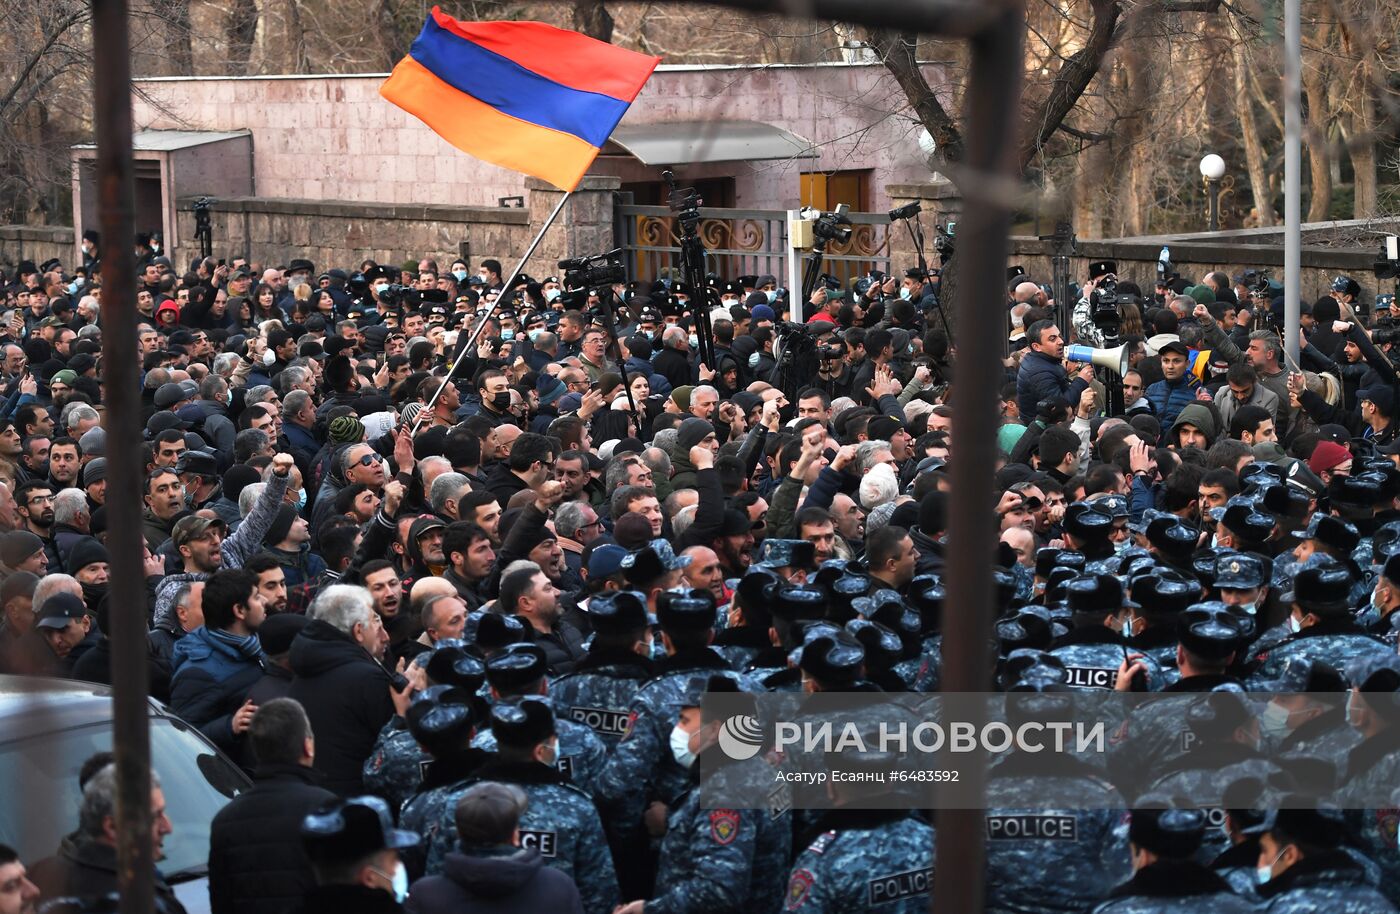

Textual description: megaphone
[1065,343,1129,377]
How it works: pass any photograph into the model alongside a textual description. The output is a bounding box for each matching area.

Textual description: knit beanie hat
[329,415,366,445]
[676,417,715,451]
[670,386,693,412]
[222,464,262,502]
[0,531,44,568]
[65,537,109,576]
[263,503,298,547]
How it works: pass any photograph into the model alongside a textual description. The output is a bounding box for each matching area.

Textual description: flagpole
[412,189,573,434]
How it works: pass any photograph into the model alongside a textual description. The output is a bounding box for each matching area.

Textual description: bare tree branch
[865,28,965,162]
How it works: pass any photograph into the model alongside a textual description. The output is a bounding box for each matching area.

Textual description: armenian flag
[380,8,661,191]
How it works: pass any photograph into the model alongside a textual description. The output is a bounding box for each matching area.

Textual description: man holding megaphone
[1016,320,1095,420]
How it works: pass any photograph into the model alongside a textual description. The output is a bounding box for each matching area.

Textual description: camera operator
[1071,261,1119,347]
[1331,275,1367,322]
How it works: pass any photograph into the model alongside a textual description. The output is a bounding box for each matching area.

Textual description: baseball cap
[36,592,87,630]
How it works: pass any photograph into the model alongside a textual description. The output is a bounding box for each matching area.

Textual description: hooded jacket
[1145,371,1201,429]
[1168,402,1219,448]
[285,618,396,795]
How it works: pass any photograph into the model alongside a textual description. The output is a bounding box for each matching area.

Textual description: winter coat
[1016,349,1089,421]
[286,618,396,795]
[484,462,530,506]
[169,626,267,754]
[652,347,693,393]
[405,847,583,914]
[1144,374,1201,430]
[209,763,339,914]
[29,840,187,914]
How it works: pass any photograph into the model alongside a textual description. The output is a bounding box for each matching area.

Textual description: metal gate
[614,201,893,292]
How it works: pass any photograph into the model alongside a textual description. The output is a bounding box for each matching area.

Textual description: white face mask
[372,862,409,903]
[540,738,559,768]
[765,290,778,303]
[1287,613,1302,634]
[1121,614,1136,638]
[670,724,697,767]
[262,348,277,366]
[1259,701,1291,741]
[1371,586,1389,615]
[544,288,562,303]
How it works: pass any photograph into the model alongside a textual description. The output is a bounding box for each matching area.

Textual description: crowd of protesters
[0,233,1399,913]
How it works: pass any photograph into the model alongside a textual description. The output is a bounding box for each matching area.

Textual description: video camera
[818,272,845,300]
[1374,236,1400,280]
[1089,274,1127,333]
[799,205,853,247]
[376,285,447,309]
[559,249,626,290]
[934,223,955,262]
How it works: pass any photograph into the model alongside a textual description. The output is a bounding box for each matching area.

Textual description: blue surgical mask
[453,269,468,282]
[1256,848,1286,886]
[1121,614,1136,638]
[501,328,515,341]
[66,280,81,295]
[372,863,408,904]
[689,334,699,350]
[528,328,544,343]
[294,488,306,510]
[765,290,778,304]
[1287,613,1302,634]
[1371,586,1388,615]
[899,286,912,300]
[748,352,761,369]
[374,283,389,295]
[544,288,562,303]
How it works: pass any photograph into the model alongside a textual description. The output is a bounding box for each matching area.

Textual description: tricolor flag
[380,8,661,191]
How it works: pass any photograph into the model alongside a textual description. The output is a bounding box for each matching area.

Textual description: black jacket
[30,840,187,914]
[292,884,401,914]
[483,462,529,506]
[652,347,692,393]
[286,619,396,795]
[209,763,339,914]
[405,847,582,914]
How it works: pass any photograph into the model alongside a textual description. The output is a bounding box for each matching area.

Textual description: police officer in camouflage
[470,643,607,796]
[395,685,490,879]
[1051,573,1165,692]
[596,588,755,852]
[1249,560,1392,687]
[466,700,619,914]
[783,749,936,914]
[549,590,657,751]
[1247,804,1398,912]
[614,676,791,914]
[1091,807,1254,913]
[362,643,486,814]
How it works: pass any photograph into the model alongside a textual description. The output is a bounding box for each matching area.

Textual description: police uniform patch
[867,866,933,904]
[518,829,557,857]
[622,710,640,739]
[785,868,815,910]
[808,830,836,855]
[710,808,740,845]
[418,758,432,780]
[569,706,630,736]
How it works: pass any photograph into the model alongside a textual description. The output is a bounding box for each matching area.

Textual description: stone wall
[171,195,531,273]
[0,225,76,274]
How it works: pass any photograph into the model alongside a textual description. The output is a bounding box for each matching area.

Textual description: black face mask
[491,391,511,412]
[81,581,108,614]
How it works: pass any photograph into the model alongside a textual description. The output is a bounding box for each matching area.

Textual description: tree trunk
[285,0,306,72]
[165,0,194,75]
[573,0,614,43]
[1351,59,1378,218]
[227,0,259,75]
[1229,17,1274,226]
[1303,22,1332,222]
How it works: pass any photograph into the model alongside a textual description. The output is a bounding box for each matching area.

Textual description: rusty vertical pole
[91,0,153,912]
[934,2,1025,911]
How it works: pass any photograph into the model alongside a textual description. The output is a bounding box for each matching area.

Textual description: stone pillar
[884,181,962,273]
[525,175,622,279]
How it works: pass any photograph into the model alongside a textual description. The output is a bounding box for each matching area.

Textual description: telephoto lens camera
[816,338,847,361]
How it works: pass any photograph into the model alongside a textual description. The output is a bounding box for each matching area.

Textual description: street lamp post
[1200,154,1226,232]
